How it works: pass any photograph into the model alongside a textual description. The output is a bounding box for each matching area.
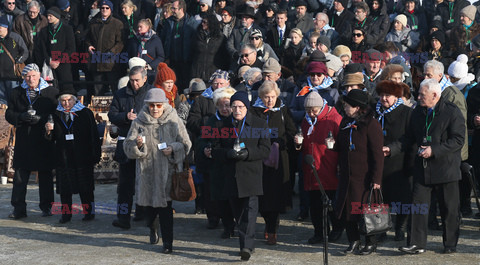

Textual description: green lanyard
[128,15,134,36]
[357,18,366,28]
[49,22,62,41]
[32,25,36,36]
[449,2,454,21]
[425,110,435,141]
[331,16,334,27]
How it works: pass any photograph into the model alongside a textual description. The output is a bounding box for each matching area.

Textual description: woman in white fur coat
[124,88,191,254]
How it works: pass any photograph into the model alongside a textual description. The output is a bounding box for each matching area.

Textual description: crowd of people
[3,0,480,261]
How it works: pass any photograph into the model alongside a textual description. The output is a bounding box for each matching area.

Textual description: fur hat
[155,63,176,85]
[333,45,352,59]
[304,91,324,108]
[144,88,168,103]
[448,54,469,79]
[394,14,408,28]
[262,58,281,73]
[230,91,250,108]
[375,80,406,98]
[213,87,237,105]
[460,5,476,21]
[343,89,369,108]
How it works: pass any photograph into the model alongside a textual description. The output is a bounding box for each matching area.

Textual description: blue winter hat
[56,0,70,10]
[100,0,113,11]
[230,91,250,108]
[0,16,9,29]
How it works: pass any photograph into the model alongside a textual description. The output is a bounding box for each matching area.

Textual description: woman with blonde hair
[121,0,142,40]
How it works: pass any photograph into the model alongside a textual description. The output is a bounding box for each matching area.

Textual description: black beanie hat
[230,91,250,108]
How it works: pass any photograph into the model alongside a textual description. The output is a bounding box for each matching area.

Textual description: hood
[368,0,387,17]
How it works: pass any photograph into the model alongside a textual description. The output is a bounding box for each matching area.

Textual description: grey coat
[124,104,192,208]
[385,28,420,52]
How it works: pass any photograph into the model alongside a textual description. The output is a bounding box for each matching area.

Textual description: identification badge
[158,142,167,150]
[31,31,36,37]
[412,25,418,30]
[350,144,355,151]
[141,136,146,143]
[142,50,147,55]
[0,49,3,54]
[448,19,454,23]
[51,39,57,44]
[65,134,74,141]
[174,34,180,39]
[426,136,432,142]
[239,142,245,149]
[383,130,387,136]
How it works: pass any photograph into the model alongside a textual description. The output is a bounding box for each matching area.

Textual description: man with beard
[290,0,313,34]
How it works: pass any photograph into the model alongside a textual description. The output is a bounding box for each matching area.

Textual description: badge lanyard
[425,110,435,142]
[26,89,41,106]
[61,114,75,133]
[232,117,246,139]
[49,22,62,44]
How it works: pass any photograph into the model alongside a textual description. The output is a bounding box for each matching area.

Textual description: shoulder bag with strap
[0,42,25,78]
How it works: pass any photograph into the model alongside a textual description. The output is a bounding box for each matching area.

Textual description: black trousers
[116,159,144,222]
[229,196,258,251]
[261,211,279,234]
[11,169,54,214]
[310,190,343,236]
[410,180,460,249]
[203,173,220,222]
[145,202,173,248]
[60,191,94,218]
[219,199,235,232]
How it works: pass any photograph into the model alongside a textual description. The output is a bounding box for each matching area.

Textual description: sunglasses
[249,36,261,40]
[353,33,363,37]
[101,6,110,9]
[310,73,323,77]
[149,103,163,108]
[240,52,253,58]
[200,3,206,7]
[7,2,15,4]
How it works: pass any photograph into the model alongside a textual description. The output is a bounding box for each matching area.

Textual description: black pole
[305,154,332,265]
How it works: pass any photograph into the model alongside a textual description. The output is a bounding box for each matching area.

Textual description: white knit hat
[395,14,408,28]
[448,54,469,79]
[128,57,147,69]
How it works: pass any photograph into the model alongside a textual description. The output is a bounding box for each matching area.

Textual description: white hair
[420,78,441,95]
[243,67,262,82]
[213,87,237,106]
[424,60,444,76]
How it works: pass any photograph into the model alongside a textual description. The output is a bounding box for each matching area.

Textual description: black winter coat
[435,0,469,31]
[328,8,354,35]
[127,32,165,81]
[187,94,216,138]
[190,28,228,82]
[0,32,28,78]
[5,84,58,170]
[367,0,391,45]
[404,97,465,185]
[467,83,480,166]
[211,112,270,198]
[47,107,101,194]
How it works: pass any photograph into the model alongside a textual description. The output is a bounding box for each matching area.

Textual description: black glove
[19,112,33,123]
[400,39,408,46]
[30,115,41,125]
[236,148,248,161]
[226,149,238,160]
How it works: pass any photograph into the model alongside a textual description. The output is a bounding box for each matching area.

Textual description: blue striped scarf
[439,75,453,92]
[304,98,327,135]
[21,77,49,91]
[201,86,214,99]
[307,76,333,91]
[252,97,284,112]
[376,98,404,129]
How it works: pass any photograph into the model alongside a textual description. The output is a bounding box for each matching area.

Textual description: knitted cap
[343,89,368,108]
[100,0,113,11]
[333,45,352,59]
[430,30,445,47]
[375,80,405,98]
[22,63,40,76]
[230,91,250,108]
[57,0,70,10]
[199,0,212,7]
[144,88,168,103]
[306,61,328,75]
[128,57,147,69]
[47,7,62,19]
[250,29,263,38]
[316,35,331,51]
[394,14,407,28]
[304,91,324,108]
[262,58,281,73]
[222,6,235,17]
[209,69,229,83]
[325,54,343,73]
[155,63,176,85]
[460,5,476,21]
[448,54,469,79]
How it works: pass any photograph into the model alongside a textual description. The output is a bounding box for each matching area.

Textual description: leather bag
[170,161,196,201]
[0,43,25,78]
[358,187,392,235]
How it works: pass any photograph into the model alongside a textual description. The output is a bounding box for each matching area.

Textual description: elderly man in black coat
[6,63,58,219]
[399,79,465,255]
[211,91,270,261]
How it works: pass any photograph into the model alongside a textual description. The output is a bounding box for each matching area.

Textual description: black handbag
[358,187,392,235]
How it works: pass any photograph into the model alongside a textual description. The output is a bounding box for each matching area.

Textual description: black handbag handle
[367,187,385,206]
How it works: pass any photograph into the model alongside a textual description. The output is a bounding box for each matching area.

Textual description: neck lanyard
[331,15,334,27]
[357,18,366,28]
[49,22,62,40]
[128,15,134,36]
[347,121,356,151]
[32,25,36,36]
[411,14,416,27]
[215,110,221,120]
[61,113,74,132]
[232,117,246,139]
[449,2,454,20]
[26,88,40,105]
[425,110,435,141]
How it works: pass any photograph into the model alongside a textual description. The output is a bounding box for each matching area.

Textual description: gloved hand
[400,38,408,46]
[30,115,41,124]
[226,149,238,160]
[236,148,248,160]
[19,112,33,123]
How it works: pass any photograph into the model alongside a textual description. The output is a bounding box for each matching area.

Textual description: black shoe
[443,247,456,254]
[296,212,309,221]
[344,240,361,254]
[161,247,172,254]
[328,230,343,243]
[221,230,234,239]
[358,244,377,255]
[150,227,159,244]
[308,235,323,244]
[394,229,405,241]
[240,248,252,261]
[41,210,52,217]
[8,212,27,220]
[82,214,95,221]
[399,245,426,254]
[59,216,71,224]
[112,219,131,229]
[207,219,219,229]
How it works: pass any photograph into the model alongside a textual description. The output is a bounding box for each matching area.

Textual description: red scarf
[161,85,177,108]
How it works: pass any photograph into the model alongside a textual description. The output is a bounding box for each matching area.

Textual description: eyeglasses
[101,6,110,9]
[231,105,246,110]
[240,52,253,58]
[353,33,363,37]
[7,2,15,4]
[149,103,163,108]
[249,36,261,40]
[310,73,323,77]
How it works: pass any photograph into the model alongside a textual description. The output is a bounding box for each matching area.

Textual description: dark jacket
[436,0,470,32]
[291,13,314,34]
[85,15,124,72]
[282,42,305,74]
[108,82,152,163]
[47,107,101,194]
[190,28,228,82]
[367,0,391,45]
[0,31,28,78]
[328,8,355,35]
[160,14,199,62]
[187,93,216,141]
[0,6,24,28]
[401,6,429,37]
[467,83,480,166]
[404,97,465,185]
[335,110,384,221]
[211,111,271,198]
[127,32,165,73]
[449,22,480,58]
[12,13,48,63]
[226,23,264,59]
[5,83,58,170]
[265,24,291,61]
